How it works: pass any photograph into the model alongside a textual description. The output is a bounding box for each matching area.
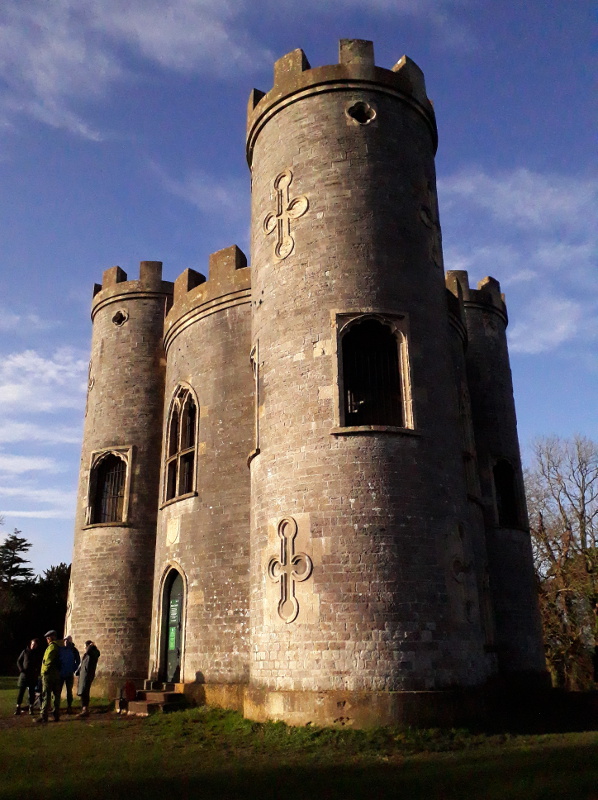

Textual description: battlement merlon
[446,270,508,326]
[246,39,437,167]
[91,261,174,321]
[163,245,251,354]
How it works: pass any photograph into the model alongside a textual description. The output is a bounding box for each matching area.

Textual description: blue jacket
[59,644,81,678]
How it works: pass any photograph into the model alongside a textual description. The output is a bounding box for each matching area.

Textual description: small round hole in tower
[112,310,128,326]
[346,101,376,125]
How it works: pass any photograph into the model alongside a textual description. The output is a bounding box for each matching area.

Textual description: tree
[0,530,35,588]
[526,435,598,690]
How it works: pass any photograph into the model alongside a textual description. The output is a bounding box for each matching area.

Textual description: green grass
[1,676,597,799]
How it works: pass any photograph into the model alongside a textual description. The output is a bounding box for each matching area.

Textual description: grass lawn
[1,676,597,800]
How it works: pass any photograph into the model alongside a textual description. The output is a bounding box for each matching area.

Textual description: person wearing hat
[35,630,62,724]
[76,640,101,718]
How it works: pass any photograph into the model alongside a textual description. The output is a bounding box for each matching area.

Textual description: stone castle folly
[67,40,547,727]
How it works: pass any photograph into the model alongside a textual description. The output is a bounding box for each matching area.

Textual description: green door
[165,573,183,683]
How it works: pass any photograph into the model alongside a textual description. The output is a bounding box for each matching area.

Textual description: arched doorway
[161,570,184,683]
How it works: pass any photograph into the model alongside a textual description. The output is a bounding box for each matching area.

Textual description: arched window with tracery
[165,387,198,502]
[341,317,405,427]
[91,453,126,524]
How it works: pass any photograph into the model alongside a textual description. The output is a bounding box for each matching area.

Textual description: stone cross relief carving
[268,517,313,623]
[263,169,309,260]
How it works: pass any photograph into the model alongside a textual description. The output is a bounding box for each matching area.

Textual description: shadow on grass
[4,740,597,800]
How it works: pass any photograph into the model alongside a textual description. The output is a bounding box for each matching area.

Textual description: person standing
[14,638,43,716]
[34,630,62,724]
[59,635,81,714]
[77,640,101,718]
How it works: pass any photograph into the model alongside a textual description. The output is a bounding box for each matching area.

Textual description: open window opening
[87,451,130,525]
[341,317,405,428]
[493,459,520,528]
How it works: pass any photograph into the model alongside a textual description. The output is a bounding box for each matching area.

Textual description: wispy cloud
[0,347,87,413]
[0,308,58,333]
[441,168,597,236]
[0,421,81,445]
[0,485,77,519]
[0,454,62,475]
[0,0,272,138]
[508,295,584,355]
[439,167,598,355]
[150,162,248,218]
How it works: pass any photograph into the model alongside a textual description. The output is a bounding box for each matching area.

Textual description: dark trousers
[16,673,38,707]
[79,686,91,707]
[60,675,75,708]
[40,673,61,720]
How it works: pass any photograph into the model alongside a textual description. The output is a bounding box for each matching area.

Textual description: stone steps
[118,682,188,717]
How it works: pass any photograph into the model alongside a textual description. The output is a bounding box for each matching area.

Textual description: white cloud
[0,0,272,137]
[0,454,61,474]
[151,162,247,217]
[0,347,87,413]
[440,168,598,236]
[0,308,57,333]
[0,421,81,445]
[439,167,597,355]
[508,296,583,355]
[0,0,473,137]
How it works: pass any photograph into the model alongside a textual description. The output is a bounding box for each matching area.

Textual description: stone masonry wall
[247,43,490,694]
[68,262,171,687]
[148,247,253,685]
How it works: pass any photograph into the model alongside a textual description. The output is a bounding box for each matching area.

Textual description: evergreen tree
[0,530,35,588]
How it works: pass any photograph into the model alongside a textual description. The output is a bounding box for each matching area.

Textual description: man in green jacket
[35,630,62,724]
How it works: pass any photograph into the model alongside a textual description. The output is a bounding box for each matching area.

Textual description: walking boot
[79,707,89,718]
[13,705,21,716]
[67,705,73,715]
[52,711,60,722]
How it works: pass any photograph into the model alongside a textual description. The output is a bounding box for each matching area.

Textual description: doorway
[162,570,184,683]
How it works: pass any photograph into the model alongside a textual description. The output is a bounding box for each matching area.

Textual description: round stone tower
[245,40,492,726]
[147,246,253,694]
[446,271,547,683]
[68,261,172,695]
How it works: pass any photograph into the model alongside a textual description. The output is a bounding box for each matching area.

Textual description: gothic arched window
[91,454,126,524]
[341,318,404,427]
[165,387,198,502]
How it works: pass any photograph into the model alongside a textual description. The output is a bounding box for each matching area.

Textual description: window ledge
[83,521,130,530]
[160,491,198,510]
[330,425,419,436]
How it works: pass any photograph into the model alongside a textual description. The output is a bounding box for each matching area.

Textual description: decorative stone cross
[268,517,313,623]
[263,169,309,260]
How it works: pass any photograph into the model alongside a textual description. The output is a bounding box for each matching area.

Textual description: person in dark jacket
[15,638,43,715]
[77,640,100,717]
[59,636,80,714]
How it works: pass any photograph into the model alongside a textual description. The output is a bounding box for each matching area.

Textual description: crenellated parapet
[246,39,437,166]
[446,270,508,326]
[163,245,251,354]
[91,261,174,321]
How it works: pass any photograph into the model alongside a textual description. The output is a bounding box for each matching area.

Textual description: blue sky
[0,0,595,573]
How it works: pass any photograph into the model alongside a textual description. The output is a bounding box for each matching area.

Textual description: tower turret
[246,40,491,726]
[446,271,547,682]
[68,261,173,695]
